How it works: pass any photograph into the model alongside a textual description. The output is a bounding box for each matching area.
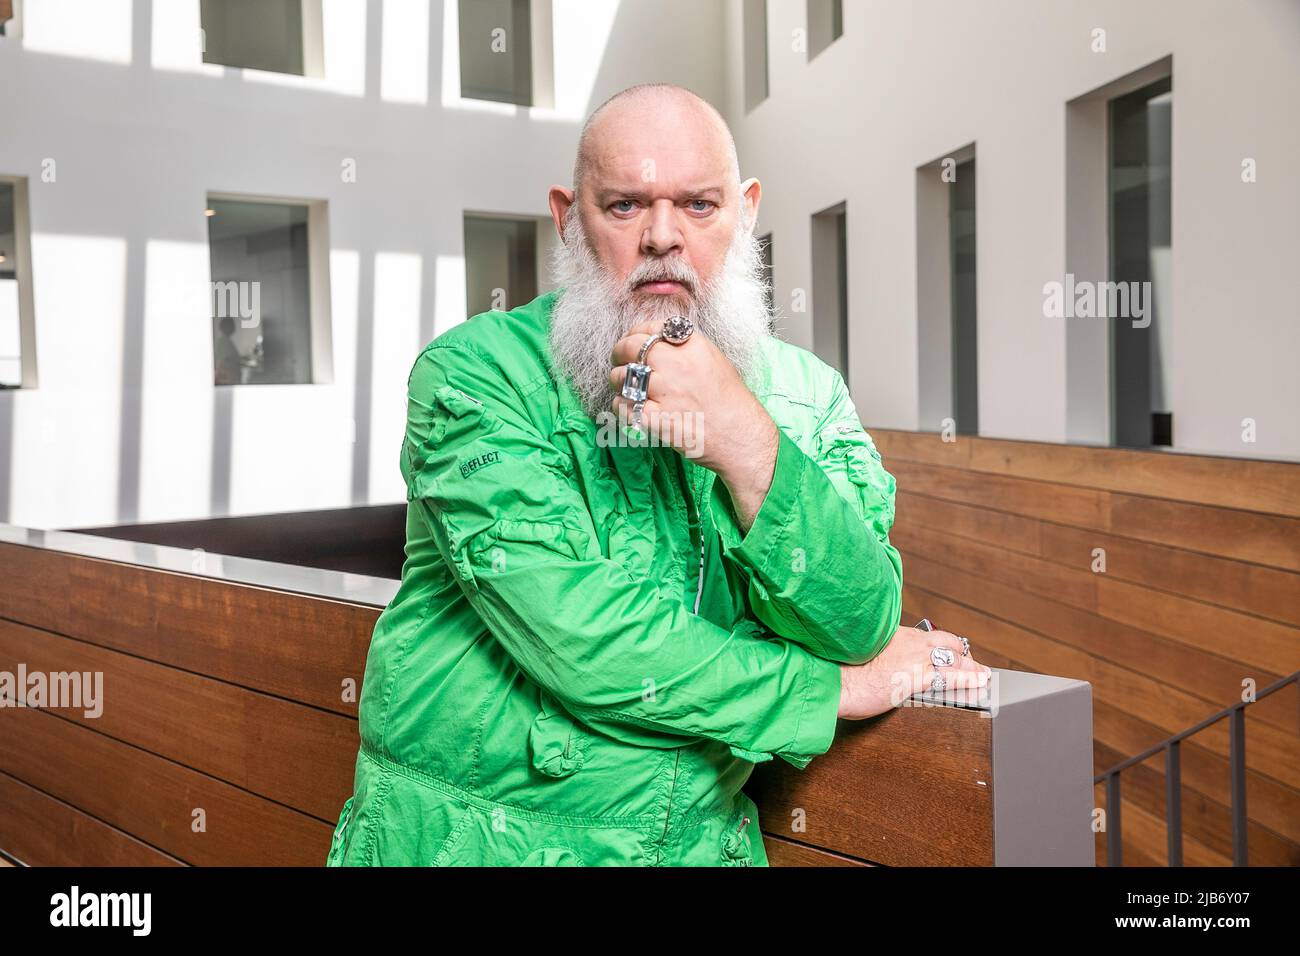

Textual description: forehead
[585,99,734,192]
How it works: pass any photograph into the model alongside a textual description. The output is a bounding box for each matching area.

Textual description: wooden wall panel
[0,772,184,867]
[0,543,377,716]
[875,427,1300,867]
[0,619,358,821]
[0,705,332,866]
[762,835,872,867]
[0,535,1006,868]
[0,540,373,867]
[747,704,993,867]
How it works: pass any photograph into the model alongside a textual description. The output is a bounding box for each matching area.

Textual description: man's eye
[688,200,715,213]
[611,200,636,213]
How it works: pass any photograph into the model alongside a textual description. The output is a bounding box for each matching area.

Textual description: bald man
[326,84,991,867]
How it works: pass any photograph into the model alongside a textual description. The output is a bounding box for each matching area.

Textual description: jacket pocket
[428,802,476,866]
[528,689,590,779]
[720,804,756,867]
[519,844,587,866]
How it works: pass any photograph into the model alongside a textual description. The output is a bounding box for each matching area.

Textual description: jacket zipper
[685,460,706,615]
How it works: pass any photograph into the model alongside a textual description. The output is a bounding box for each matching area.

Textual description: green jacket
[326,289,902,866]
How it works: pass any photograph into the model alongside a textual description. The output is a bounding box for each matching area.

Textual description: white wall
[0,0,726,528]
[723,0,1300,462]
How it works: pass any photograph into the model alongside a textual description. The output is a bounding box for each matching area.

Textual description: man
[327,83,990,867]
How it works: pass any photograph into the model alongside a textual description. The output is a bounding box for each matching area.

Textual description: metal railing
[1096,669,1299,866]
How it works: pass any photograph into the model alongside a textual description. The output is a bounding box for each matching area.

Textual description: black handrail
[1095,669,1299,866]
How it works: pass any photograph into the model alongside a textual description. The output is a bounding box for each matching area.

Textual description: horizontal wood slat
[747,706,993,867]
[0,542,378,716]
[897,490,1300,627]
[882,428,1300,867]
[871,428,1300,518]
[761,834,873,866]
[0,704,332,866]
[894,523,1300,682]
[903,576,1300,792]
[888,459,1300,571]
[0,772,184,867]
[0,619,358,822]
[0,540,367,866]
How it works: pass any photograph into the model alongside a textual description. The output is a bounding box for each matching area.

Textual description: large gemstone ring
[621,362,651,403]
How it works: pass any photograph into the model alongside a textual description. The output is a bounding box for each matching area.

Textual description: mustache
[623,258,698,295]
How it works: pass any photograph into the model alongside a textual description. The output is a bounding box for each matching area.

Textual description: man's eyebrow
[595,185,726,203]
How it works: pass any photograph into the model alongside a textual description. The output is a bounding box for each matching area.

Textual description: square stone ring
[620,315,694,432]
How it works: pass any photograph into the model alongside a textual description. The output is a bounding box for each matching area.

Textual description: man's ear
[548,186,575,242]
[739,177,762,232]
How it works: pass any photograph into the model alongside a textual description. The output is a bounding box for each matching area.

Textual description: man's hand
[608,319,777,528]
[838,624,993,719]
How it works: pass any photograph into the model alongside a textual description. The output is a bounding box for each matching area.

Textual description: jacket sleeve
[403,342,842,769]
[713,369,903,665]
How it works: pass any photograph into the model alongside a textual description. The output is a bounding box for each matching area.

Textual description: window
[810,202,848,387]
[200,0,324,77]
[916,147,978,435]
[1064,58,1172,447]
[206,196,332,386]
[464,214,555,317]
[459,0,534,106]
[0,177,35,389]
[950,157,979,436]
[744,0,769,111]
[1110,78,1172,448]
[807,0,843,60]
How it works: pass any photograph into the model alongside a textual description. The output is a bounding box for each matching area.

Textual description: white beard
[546,204,774,421]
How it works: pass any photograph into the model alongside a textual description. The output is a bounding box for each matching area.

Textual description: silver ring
[636,333,664,365]
[661,314,694,344]
[930,646,956,668]
[930,674,947,693]
[959,636,970,656]
[631,400,646,432]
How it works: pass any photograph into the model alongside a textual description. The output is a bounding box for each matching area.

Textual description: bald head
[572,84,741,202]
[545,82,766,413]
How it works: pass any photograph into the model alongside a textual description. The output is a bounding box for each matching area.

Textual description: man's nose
[640,199,684,257]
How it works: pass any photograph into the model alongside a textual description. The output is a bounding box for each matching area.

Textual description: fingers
[610,332,656,367]
[611,394,664,431]
[920,664,991,707]
[923,665,990,689]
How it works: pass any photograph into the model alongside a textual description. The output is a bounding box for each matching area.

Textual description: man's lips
[636,280,688,294]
